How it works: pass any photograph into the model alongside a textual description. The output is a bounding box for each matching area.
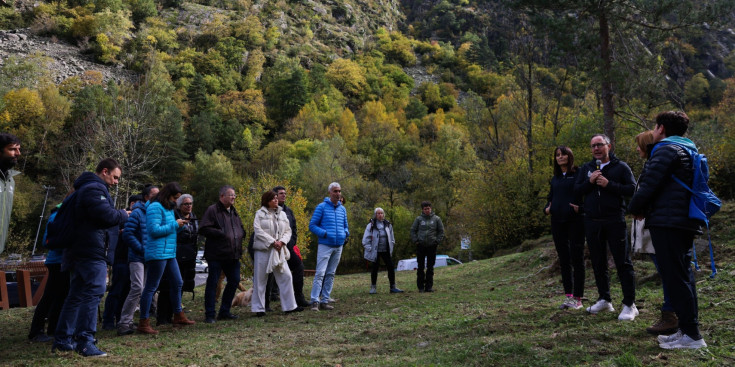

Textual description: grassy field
[1,206,734,366]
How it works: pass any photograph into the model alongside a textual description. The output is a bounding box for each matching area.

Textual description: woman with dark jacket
[362,207,403,294]
[137,182,195,334]
[544,146,585,310]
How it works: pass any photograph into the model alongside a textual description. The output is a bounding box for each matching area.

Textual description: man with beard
[0,133,21,255]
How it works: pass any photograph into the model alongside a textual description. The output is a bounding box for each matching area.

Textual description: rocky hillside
[0,29,137,83]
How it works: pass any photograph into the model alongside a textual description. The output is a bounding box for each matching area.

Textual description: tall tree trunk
[526,60,534,175]
[599,9,616,151]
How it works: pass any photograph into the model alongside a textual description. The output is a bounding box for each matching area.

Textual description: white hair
[327,182,341,193]
[373,207,384,217]
[176,194,193,208]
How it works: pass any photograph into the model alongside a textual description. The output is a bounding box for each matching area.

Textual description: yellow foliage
[336,108,358,151]
[1,88,46,150]
[326,58,368,98]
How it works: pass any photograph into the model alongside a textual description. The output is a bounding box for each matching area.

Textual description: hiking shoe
[285,307,304,314]
[101,323,115,331]
[51,339,76,353]
[657,330,684,344]
[204,317,216,324]
[327,297,337,303]
[660,334,707,350]
[217,312,239,320]
[618,304,639,321]
[76,341,108,357]
[29,334,52,343]
[646,311,678,335]
[310,302,320,311]
[560,296,582,310]
[390,286,404,293]
[319,303,334,310]
[586,299,614,314]
[116,323,135,336]
[369,285,377,294]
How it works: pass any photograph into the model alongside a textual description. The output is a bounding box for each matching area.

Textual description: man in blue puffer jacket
[117,185,158,336]
[52,158,129,357]
[308,182,349,311]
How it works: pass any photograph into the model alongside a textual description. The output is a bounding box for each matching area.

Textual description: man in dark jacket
[574,134,637,320]
[628,111,706,349]
[52,158,129,357]
[200,185,245,323]
[410,201,445,293]
[274,185,309,307]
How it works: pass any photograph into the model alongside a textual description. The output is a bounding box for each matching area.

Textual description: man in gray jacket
[0,133,21,255]
[410,201,444,293]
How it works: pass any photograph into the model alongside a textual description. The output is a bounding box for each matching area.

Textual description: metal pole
[32,185,55,256]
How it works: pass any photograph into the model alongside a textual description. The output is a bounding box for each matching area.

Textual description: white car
[396,255,462,271]
[195,259,208,273]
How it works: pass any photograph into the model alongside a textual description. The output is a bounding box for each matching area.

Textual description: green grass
[2,218,734,365]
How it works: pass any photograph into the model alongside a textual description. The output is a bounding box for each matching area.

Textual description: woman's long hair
[635,130,655,157]
[552,146,576,176]
[155,182,183,210]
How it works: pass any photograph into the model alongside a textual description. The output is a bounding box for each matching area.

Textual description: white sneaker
[660,334,707,349]
[586,299,614,314]
[618,304,639,321]
[658,330,684,344]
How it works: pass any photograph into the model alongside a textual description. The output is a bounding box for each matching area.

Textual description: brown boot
[173,311,195,325]
[137,318,158,335]
[646,311,678,335]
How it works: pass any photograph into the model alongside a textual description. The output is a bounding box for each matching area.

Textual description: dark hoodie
[66,171,129,265]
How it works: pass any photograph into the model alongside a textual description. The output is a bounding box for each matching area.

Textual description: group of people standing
[25,167,447,358]
[545,111,707,350]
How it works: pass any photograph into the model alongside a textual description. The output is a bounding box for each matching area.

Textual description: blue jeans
[54,260,107,344]
[204,259,240,318]
[310,244,343,303]
[650,254,673,312]
[139,258,183,320]
[102,262,130,326]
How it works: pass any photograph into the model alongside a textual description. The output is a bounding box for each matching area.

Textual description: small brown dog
[231,288,253,307]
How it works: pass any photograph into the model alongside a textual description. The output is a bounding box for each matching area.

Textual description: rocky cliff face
[0,29,138,84]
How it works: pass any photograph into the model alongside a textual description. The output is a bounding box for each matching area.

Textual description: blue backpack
[651,141,721,277]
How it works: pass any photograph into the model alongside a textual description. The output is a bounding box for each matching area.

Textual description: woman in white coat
[362,207,403,294]
[252,190,302,315]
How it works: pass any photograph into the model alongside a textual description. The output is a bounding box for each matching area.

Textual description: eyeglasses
[590,143,607,149]
[181,203,193,206]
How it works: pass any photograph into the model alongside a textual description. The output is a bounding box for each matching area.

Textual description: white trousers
[252,250,297,312]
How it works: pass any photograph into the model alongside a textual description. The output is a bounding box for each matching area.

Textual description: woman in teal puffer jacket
[137,182,195,334]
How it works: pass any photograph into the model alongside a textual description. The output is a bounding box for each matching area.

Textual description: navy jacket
[574,153,636,222]
[66,171,128,264]
[544,170,584,223]
[123,201,148,263]
[628,138,701,234]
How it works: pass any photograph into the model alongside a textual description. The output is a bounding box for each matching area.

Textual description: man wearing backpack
[52,158,129,357]
[628,111,707,350]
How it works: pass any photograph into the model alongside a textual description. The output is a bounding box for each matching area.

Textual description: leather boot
[173,311,195,325]
[646,311,678,335]
[137,318,158,335]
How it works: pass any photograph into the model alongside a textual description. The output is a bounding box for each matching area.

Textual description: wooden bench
[0,262,49,310]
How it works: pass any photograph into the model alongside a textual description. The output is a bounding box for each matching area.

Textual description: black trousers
[551,219,585,298]
[416,244,437,291]
[28,264,69,338]
[649,227,701,339]
[370,251,396,286]
[287,246,306,303]
[585,219,636,306]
